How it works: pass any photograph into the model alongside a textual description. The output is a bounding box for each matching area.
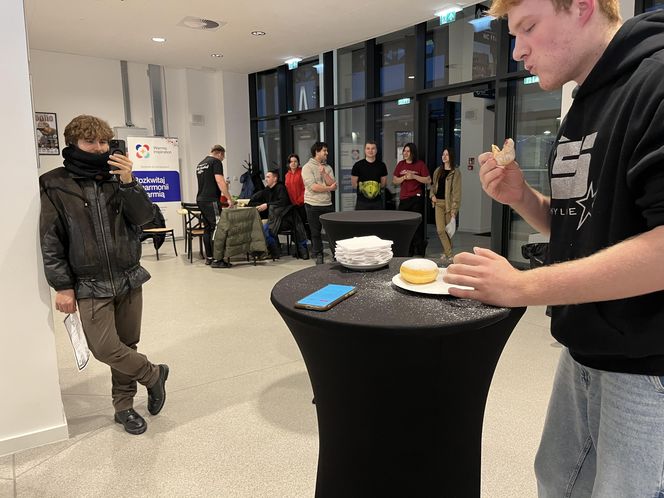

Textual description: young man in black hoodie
[40,115,169,435]
[444,1,664,495]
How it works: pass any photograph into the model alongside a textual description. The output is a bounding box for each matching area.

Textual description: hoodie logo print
[550,132,597,230]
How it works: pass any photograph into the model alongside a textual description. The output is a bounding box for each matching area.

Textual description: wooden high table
[271,258,525,498]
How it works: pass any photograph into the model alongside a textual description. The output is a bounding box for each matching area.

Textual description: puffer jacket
[213,207,267,260]
[39,167,153,299]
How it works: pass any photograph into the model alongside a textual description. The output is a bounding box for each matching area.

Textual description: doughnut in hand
[491,138,515,166]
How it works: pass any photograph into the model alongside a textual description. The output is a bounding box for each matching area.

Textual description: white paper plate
[340,261,390,271]
[391,268,474,295]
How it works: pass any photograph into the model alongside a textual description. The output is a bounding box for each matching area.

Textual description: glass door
[423,90,495,238]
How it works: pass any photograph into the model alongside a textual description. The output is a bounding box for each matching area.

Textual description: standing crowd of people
[192,138,463,265]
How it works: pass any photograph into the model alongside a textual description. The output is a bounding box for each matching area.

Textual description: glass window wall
[644,0,664,10]
[256,71,279,117]
[377,28,416,96]
[336,107,366,211]
[337,44,366,104]
[507,79,561,263]
[257,119,281,173]
[292,59,322,111]
[426,2,498,88]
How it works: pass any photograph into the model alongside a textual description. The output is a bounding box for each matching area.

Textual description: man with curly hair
[39,115,169,435]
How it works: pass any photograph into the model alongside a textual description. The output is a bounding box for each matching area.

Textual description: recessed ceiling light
[251,30,266,36]
[408,75,415,79]
[152,37,166,43]
[211,53,223,58]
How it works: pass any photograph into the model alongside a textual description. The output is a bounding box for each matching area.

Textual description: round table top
[320,210,421,224]
[271,257,512,336]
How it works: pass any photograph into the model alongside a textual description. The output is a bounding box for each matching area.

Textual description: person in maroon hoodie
[392,142,431,256]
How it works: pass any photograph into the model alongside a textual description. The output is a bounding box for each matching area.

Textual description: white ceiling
[24,0,464,74]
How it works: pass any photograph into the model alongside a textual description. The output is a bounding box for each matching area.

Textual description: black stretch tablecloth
[319,210,420,257]
[271,258,525,498]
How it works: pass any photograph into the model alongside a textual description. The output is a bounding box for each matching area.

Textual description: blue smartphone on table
[295,284,357,311]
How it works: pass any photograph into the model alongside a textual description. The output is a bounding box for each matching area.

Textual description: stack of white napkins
[335,236,393,267]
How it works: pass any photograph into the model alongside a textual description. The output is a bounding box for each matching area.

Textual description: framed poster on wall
[35,112,60,155]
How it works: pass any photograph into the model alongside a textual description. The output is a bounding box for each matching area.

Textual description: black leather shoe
[211,259,232,268]
[298,246,310,260]
[147,364,169,415]
[269,244,281,260]
[114,408,147,435]
[205,257,213,265]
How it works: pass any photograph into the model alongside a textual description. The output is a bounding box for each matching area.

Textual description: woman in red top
[284,153,310,238]
[392,143,431,256]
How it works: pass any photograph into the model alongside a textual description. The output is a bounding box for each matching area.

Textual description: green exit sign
[439,11,457,24]
[524,76,540,85]
[397,98,411,106]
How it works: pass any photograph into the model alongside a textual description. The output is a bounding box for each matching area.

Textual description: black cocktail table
[319,210,420,257]
[271,258,525,498]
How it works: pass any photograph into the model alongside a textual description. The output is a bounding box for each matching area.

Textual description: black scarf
[62,145,113,181]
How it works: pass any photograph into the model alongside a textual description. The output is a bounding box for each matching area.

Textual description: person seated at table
[249,169,309,260]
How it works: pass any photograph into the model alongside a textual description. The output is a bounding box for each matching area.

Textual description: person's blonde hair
[63,115,113,146]
[489,0,621,23]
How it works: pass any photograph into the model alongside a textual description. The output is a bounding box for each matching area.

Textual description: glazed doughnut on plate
[400,258,439,284]
[491,138,515,166]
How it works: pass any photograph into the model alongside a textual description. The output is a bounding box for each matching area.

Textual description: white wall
[30,50,126,172]
[0,3,68,457]
[29,50,250,203]
[220,71,252,192]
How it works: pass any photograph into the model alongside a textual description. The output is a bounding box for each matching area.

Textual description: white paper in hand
[64,313,90,371]
[445,218,456,238]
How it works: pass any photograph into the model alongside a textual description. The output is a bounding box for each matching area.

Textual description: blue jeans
[535,348,664,497]
[262,223,276,247]
[262,223,307,249]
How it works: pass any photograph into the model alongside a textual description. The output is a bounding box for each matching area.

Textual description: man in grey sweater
[302,141,337,264]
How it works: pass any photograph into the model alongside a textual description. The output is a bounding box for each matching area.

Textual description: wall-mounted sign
[35,112,59,155]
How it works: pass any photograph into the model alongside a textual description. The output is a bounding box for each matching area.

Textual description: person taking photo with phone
[39,114,169,436]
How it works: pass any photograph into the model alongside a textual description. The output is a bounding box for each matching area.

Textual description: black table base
[282,308,524,498]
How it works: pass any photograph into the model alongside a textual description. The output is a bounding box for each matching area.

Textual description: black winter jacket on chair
[39,167,154,299]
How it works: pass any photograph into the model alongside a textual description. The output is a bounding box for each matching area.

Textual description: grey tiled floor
[4,235,557,498]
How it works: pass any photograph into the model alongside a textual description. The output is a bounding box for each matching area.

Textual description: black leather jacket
[39,167,153,299]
